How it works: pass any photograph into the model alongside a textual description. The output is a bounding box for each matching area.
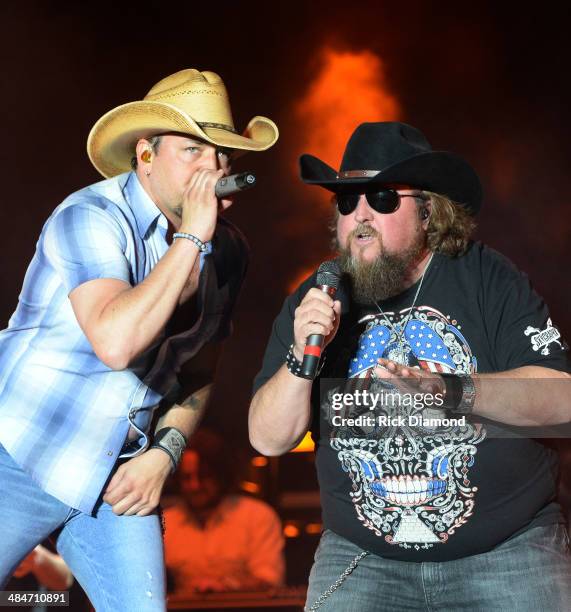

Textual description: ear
[421,199,432,229]
[135,139,153,165]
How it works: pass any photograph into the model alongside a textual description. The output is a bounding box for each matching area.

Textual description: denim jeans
[0,443,166,611]
[305,525,571,611]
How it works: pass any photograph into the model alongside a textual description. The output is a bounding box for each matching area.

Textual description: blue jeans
[0,443,166,611]
[305,526,571,611]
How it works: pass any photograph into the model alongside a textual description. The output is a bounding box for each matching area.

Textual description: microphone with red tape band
[301,260,341,379]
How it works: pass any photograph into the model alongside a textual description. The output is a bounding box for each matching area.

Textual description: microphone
[215,172,256,198]
[301,260,341,379]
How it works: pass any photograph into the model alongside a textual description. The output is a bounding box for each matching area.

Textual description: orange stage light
[283,523,301,538]
[295,47,401,196]
[251,456,269,467]
[286,47,402,292]
[240,481,260,494]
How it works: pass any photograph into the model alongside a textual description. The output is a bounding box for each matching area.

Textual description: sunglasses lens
[366,190,399,213]
[335,194,359,215]
[335,190,401,214]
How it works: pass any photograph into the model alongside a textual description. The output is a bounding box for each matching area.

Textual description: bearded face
[336,220,427,304]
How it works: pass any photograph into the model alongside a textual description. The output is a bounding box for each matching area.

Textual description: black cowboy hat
[299,122,482,214]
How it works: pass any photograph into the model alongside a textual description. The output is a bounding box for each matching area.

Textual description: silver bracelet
[172,232,208,252]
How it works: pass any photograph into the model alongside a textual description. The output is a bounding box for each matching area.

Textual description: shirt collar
[125,172,167,239]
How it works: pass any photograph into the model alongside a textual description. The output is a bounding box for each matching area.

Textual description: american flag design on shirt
[348,305,477,377]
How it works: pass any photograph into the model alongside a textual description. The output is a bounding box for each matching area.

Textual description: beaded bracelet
[173,232,208,253]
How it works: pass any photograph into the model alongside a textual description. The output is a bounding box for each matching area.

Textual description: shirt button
[107,451,113,456]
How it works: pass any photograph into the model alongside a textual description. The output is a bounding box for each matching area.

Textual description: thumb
[325,300,342,346]
[332,300,342,328]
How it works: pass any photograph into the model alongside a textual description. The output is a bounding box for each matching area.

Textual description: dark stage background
[1,0,570,447]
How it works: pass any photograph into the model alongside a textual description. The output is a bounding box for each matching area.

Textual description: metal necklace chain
[373,252,434,364]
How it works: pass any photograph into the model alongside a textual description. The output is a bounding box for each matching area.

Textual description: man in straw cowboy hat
[0,68,278,610]
[250,122,571,610]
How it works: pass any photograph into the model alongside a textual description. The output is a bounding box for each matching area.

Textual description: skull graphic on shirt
[330,305,486,549]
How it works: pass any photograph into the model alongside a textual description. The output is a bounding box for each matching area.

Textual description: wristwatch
[457,374,477,415]
[441,373,476,415]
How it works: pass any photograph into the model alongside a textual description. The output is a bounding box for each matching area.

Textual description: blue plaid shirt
[0,172,208,514]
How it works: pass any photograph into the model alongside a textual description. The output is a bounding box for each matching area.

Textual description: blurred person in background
[6,543,90,611]
[11,545,73,592]
[164,428,285,594]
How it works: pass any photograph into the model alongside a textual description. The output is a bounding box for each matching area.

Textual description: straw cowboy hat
[300,122,482,214]
[87,69,279,178]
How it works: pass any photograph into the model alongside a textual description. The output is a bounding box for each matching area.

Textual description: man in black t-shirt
[249,122,571,611]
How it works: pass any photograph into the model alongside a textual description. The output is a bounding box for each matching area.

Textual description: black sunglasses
[334,189,426,215]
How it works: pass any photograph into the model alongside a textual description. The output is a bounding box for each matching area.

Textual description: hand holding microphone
[292,261,342,380]
[179,170,257,243]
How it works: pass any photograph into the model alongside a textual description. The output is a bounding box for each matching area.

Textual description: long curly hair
[422,191,476,256]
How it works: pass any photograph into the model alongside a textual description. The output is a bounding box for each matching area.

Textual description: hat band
[197,121,238,134]
[337,170,380,178]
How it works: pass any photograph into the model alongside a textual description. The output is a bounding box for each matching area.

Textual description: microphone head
[316,260,341,289]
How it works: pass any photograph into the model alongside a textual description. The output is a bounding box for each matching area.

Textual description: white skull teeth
[370,475,448,505]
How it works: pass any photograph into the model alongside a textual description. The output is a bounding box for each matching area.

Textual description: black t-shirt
[253,242,570,562]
